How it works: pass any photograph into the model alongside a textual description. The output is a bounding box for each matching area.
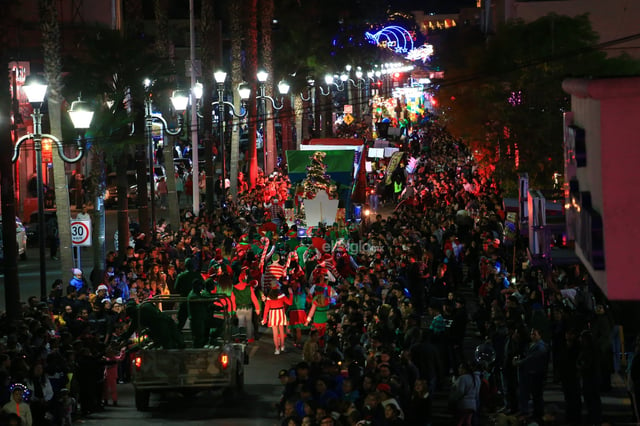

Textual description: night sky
[389,0,478,14]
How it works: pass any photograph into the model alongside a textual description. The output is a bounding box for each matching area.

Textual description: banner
[286,150,355,186]
[385,151,405,185]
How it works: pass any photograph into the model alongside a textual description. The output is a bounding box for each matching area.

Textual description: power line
[437,31,640,89]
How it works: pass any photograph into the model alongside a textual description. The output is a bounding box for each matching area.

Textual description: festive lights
[406,44,435,63]
[365,25,434,64]
[365,25,415,54]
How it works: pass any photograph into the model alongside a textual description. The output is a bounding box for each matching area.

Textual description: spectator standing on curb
[450,363,481,426]
[577,330,603,425]
[157,177,168,210]
[47,214,59,260]
[406,378,432,426]
[513,327,548,423]
[102,345,126,407]
[69,269,86,293]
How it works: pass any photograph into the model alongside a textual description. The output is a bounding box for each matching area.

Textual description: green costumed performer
[174,258,204,329]
[123,300,185,349]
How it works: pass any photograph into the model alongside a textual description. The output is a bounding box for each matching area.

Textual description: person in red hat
[259,212,278,236]
[262,286,293,354]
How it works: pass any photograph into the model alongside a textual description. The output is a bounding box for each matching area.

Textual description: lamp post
[319,75,343,137]
[12,76,93,300]
[320,74,344,96]
[257,71,289,174]
[300,78,316,139]
[213,70,250,205]
[354,69,364,117]
[340,67,365,118]
[144,88,187,239]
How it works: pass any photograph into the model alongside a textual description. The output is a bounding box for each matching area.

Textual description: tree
[438,14,640,191]
[260,0,276,174]
[246,0,259,188]
[229,0,244,199]
[153,0,181,231]
[38,0,76,285]
[301,151,338,199]
[0,0,21,320]
[63,29,166,258]
[200,0,222,211]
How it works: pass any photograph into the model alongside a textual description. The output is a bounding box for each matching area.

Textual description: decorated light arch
[365,25,434,63]
[365,25,415,54]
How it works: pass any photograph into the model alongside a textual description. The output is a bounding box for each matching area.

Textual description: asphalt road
[75,334,298,425]
[0,206,302,424]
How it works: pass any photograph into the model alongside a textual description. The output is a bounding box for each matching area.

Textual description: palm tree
[154,0,181,230]
[38,0,76,285]
[260,0,276,174]
[0,3,21,319]
[63,29,164,259]
[246,0,259,188]
[201,0,221,211]
[229,0,243,200]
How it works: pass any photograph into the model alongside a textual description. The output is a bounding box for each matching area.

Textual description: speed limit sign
[70,220,92,247]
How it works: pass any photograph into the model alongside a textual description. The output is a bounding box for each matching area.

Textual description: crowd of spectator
[0,114,630,426]
[262,120,626,426]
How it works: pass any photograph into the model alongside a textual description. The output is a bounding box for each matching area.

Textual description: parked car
[0,216,28,260]
[25,210,57,247]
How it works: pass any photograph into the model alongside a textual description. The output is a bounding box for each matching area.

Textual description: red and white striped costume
[263,293,292,327]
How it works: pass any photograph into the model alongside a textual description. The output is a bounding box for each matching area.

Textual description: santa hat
[313,267,328,279]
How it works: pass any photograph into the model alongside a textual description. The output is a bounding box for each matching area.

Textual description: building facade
[562,76,640,300]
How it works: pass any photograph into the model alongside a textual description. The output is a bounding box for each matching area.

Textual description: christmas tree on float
[301,151,338,200]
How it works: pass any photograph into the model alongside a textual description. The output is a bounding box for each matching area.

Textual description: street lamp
[320,74,344,96]
[213,70,250,204]
[300,78,316,138]
[144,87,187,240]
[256,71,289,173]
[12,75,93,300]
[340,67,365,118]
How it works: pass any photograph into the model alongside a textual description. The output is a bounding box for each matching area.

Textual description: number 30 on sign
[70,220,91,246]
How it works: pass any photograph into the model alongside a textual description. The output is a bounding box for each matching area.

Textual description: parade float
[286,138,366,228]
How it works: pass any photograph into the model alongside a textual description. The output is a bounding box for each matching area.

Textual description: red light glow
[220,353,229,369]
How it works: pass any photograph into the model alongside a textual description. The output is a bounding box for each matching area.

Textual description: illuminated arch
[365,25,415,54]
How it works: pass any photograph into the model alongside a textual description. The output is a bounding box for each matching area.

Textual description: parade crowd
[0,116,636,426]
